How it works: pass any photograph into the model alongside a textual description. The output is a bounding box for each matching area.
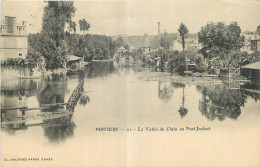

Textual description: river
[1,61,260,167]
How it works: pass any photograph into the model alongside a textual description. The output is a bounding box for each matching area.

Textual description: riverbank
[136,70,248,86]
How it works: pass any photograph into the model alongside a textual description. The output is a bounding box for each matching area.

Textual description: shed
[241,61,260,82]
[66,55,84,73]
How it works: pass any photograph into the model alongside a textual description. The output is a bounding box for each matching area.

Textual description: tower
[158,22,160,35]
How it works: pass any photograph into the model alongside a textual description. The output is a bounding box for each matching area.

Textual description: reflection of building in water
[197,84,245,121]
[1,122,28,135]
[1,114,75,141]
[240,82,260,102]
[1,79,82,141]
[1,79,39,118]
[42,115,76,143]
[158,81,174,103]
[1,79,40,133]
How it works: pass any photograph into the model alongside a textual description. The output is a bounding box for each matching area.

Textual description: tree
[68,20,77,33]
[117,37,124,48]
[42,1,76,47]
[160,33,174,50]
[38,1,76,69]
[79,19,90,34]
[124,44,129,50]
[198,22,244,59]
[257,25,260,36]
[178,23,189,51]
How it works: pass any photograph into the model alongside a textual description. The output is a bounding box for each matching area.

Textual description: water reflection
[158,81,174,103]
[1,79,39,108]
[198,84,245,121]
[1,76,83,143]
[37,79,67,112]
[178,85,188,119]
[79,94,90,106]
[85,61,116,78]
[2,63,260,145]
[42,115,76,143]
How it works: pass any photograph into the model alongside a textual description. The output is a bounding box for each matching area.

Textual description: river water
[1,62,260,167]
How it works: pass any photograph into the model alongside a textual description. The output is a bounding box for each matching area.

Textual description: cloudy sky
[1,0,260,36]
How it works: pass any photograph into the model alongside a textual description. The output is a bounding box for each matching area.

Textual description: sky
[1,0,260,36]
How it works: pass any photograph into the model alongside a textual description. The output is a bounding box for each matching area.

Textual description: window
[0,25,4,33]
[251,40,257,51]
[19,53,22,56]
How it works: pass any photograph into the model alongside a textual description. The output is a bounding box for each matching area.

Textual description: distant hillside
[112,33,199,50]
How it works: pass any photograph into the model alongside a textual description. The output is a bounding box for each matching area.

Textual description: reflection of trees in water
[86,61,115,78]
[178,107,188,118]
[171,82,185,89]
[42,115,76,143]
[178,85,188,118]
[158,81,174,103]
[198,85,245,121]
[2,122,28,135]
[158,81,189,118]
[37,79,67,111]
[37,78,82,143]
[79,94,90,106]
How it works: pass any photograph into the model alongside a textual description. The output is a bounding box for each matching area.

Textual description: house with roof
[66,55,84,74]
[250,36,260,52]
[141,47,157,54]
[1,16,28,61]
[117,46,127,53]
[240,61,260,82]
[170,40,182,51]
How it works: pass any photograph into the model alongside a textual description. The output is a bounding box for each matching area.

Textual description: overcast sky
[1,0,260,36]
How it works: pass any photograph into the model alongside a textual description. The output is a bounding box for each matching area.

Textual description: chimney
[5,16,16,34]
[22,21,27,34]
[158,22,160,35]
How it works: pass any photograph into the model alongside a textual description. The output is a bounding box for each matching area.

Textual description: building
[117,46,127,53]
[241,61,260,82]
[241,42,251,53]
[250,36,260,52]
[66,55,84,74]
[170,40,182,51]
[141,47,157,54]
[1,16,28,60]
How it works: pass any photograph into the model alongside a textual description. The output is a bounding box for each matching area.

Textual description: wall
[1,35,28,60]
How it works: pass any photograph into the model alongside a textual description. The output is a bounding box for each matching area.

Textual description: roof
[241,61,260,70]
[67,55,82,62]
[118,46,126,50]
[251,36,260,41]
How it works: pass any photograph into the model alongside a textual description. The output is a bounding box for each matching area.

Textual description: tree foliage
[64,34,116,61]
[178,23,189,51]
[198,22,244,58]
[159,33,175,50]
[28,1,76,69]
[79,19,90,34]
[117,37,124,48]
[68,20,77,33]
[257,25,260,36]
[42,1,76,47]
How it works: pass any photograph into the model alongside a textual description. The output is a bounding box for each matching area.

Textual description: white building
[1,16,28,60]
